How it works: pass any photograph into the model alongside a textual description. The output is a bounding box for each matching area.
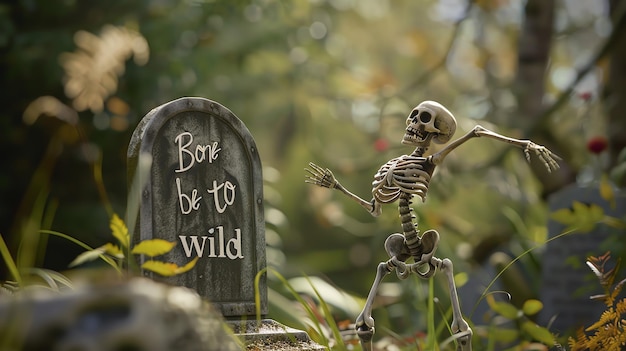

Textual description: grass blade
[0,233,22,287]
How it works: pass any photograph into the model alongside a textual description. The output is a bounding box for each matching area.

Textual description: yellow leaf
[490,328,519,343]
[110,214,129,248]
[131,239,176,257]
[550,208,576,226]
[600,174,616,208]
[141,257,199,277]
[102,243,124,258]
[141,260,178,276]
[550,202,605,233]
[486,294,520,319]
[521,321,555,345]
[176,257,199,275]
[522,299,544,316]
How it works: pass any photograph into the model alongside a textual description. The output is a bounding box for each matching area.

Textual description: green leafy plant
[68,213,198,277]
[255,268,350,350]
[550,177,626,234]
[483,294,555,350]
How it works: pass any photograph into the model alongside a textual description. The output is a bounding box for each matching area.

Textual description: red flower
[587,136,608,154]
[373,138,389,152]
[579,92,593,101]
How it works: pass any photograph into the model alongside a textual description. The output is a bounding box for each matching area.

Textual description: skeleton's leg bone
[439,257,473,351]
[355,259,396,350]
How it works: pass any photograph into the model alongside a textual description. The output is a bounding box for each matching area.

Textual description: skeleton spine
[399,193,421,258]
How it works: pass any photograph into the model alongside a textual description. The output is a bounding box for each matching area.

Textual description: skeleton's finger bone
[304,168,324,179]
[308,162,324,171]
[304,168,322,178]
[304,173,324,182]
[309,164,328,177]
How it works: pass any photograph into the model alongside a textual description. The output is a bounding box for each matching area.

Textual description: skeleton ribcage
[371,155,435,204]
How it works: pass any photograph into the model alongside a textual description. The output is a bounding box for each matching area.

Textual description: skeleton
[305,101,560,351]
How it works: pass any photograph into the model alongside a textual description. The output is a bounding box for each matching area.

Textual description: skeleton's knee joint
[441,258,453,271]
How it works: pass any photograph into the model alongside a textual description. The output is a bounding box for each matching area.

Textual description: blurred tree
[607,0,626,182]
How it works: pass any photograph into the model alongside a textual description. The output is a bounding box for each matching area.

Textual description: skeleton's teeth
[404,127,425,142]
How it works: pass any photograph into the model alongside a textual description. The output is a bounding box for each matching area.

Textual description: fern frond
[616,298,626,315]
[568,327,590,351]
[585,308,617,332]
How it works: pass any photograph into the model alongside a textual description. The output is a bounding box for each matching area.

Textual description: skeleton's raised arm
[305,162,382,216]
[430,125,560,171]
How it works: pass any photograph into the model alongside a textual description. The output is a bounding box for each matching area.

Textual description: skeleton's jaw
[402,127,434,147]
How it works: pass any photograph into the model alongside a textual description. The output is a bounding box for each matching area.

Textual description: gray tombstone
[128,97,267,317]
[539,183,626,334]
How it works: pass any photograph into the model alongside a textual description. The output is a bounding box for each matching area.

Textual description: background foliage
[1,0,625,348]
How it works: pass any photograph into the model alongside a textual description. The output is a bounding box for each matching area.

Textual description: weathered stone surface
[127,97,267,317]
[229,320,327,351]
[0,277,242,351]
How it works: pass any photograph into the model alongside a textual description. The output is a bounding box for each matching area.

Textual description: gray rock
[0,277,242,351]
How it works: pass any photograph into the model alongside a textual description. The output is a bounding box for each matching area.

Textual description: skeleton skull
[402,101,457,146]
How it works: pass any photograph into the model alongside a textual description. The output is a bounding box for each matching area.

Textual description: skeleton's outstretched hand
[305,162,339,189]
[305,162,380,215]
[523,141,561,173]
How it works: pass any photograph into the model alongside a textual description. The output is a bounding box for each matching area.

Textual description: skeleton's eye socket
[419,112,432,123]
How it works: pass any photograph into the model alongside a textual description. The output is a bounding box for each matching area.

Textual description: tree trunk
[514,0,555,129]
[607,0,626,186]
[513,0,576,197]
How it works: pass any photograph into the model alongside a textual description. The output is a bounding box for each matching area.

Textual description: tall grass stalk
[0,234,21,287]
[124,154,152,273]
[304,275,346,350]
[255,267,344,349]
[38,229,120,273]
[425,277,438,350]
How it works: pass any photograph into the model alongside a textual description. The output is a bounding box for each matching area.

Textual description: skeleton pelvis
[384,230,440,264]
[416,229,439,263]
[384,234,410,262]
